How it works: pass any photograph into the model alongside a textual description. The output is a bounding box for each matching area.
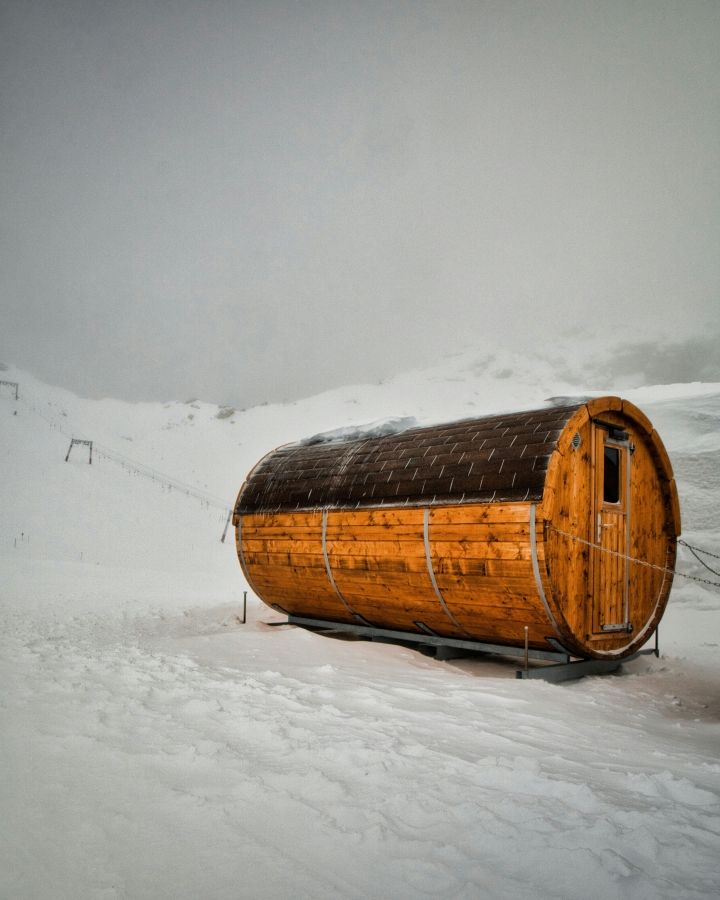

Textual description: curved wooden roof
[237,402,584,514]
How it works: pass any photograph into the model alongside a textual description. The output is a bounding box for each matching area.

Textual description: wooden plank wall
[427,504,550,648]
[239,512,357,624]
[240,502,554,649]
[325,508,464,636]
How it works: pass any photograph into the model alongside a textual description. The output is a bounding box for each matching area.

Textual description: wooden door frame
[589,420,633,636]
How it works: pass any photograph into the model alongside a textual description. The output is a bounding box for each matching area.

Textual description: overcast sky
[1,0,718,407]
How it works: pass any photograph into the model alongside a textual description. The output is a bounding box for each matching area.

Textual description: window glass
[603,446,620,504]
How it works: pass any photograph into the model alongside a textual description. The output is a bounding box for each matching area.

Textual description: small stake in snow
[524,626,529,673]
[65,438,93,464]
[242,591,247,624]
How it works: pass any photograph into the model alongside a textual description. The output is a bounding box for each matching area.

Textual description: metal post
[65,438,92,463]
[242,591,247,624]
[220,509,232,543]
[655,625,659,658]
[524,626,529,672]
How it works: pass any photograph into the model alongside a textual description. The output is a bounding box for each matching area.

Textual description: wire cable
[16,385,233,513]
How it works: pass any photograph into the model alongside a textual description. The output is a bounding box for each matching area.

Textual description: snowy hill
[1,355,719,899]
[2,350,719,572]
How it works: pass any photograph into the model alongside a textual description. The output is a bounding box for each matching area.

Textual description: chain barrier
[678,539,720,561]
[678,539,720,577]
[548,525,720,589]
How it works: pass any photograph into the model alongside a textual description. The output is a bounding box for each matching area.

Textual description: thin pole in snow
[65,438,92,463]
[220,509,232,543]
[242,591,247,624]
[524,626,529,673]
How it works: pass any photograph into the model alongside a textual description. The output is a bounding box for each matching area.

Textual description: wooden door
[592,424,632,634]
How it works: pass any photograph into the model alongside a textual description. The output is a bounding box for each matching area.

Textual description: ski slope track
[1,354,719,900]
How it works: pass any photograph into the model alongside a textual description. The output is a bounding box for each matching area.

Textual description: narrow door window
[603,446,620,504]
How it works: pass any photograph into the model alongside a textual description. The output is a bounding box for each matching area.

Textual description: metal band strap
[628,542,669,653]
[529,503,564,641]
[423,507,472,636]
[237,515,271,606]
[322,510,373,625]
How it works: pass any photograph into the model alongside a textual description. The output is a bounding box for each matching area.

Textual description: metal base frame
[286,614,659,683]
[515,651,651,682]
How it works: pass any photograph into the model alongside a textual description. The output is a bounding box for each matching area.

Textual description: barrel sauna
[233,397,681,660]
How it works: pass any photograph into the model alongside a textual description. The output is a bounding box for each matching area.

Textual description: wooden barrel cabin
[233,397,680,660]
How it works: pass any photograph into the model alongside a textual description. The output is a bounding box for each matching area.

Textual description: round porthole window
[571,432,581,449]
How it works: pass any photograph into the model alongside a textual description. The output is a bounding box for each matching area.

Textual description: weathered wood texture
[235,398,680,660]
[541,400,679,657]
[238,511,357,624]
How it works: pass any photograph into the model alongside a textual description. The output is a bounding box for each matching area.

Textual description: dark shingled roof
[237,403,583,514]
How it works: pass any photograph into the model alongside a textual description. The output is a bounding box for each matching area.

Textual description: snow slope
[1,352,719,900]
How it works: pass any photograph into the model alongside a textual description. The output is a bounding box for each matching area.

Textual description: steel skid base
[285,614,659,683]
[515,654,632,682]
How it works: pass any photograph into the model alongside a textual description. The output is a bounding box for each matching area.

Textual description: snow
[1,352,719,899]
[299,416,419,445]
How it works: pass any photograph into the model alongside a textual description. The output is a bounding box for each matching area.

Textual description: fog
[1,0,718,407]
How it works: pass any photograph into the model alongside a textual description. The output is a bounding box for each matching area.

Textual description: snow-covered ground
[1,350,719,900]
